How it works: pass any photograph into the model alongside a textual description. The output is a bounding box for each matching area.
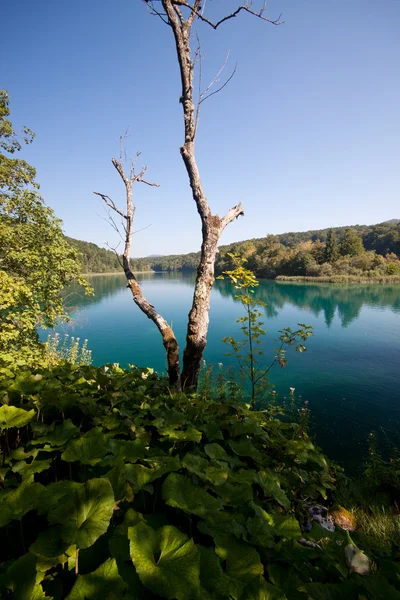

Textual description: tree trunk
[161,0,244,389]
[124,269,180,387]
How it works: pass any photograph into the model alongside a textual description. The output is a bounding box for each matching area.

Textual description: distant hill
[68,219,400,276]
[66,237,152,274]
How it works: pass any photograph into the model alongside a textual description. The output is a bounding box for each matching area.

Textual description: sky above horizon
[2,0,400,256]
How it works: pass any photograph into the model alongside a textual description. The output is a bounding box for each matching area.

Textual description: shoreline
[83,271,153,276]
[83,271,400,284]
[275,275,400,284]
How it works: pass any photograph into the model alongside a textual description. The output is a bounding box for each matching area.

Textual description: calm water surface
[52,273,400,470]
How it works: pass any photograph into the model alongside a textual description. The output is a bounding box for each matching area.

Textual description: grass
[333,474,400,550]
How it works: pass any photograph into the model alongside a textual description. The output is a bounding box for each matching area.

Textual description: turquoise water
[51,273,400,470]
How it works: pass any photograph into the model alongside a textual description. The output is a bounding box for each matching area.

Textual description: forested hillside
[66,237,152,273]
[69,220,400,279]
[145,220,400,279]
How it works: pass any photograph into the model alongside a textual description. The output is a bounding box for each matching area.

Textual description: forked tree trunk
[162,1,244,388]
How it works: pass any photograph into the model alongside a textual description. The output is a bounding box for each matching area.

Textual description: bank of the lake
[276,274,400,284]
[56,272,400,471]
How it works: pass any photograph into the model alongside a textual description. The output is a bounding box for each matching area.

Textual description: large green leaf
[162,473,224,517]
[255,471,291,510]
[128,521,200,600]
[30,525,71,570]
[214,534,264,583]
[229,438,263,463]
[198,545,244,600]
[199,510,247,539]
[108,438,147,461]
[0,553,44,600]
[30,418,78,447]
[204,443,231,462]
[246,512,276,548]
[182,453,229,485]
[158,425,202,443]
[47,478,115,549]
[12,458,52,479]
[125,456,180,492]
[61,427,110,465]
[106,460,134,502]
[0,405,35,429]
[0,480,45,526]
[67,557,129,599]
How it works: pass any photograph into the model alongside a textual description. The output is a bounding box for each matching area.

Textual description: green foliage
[324,229,339,263]
[2,359,375,599]
[0,90,91,355]
[339,229,364,257]
[219,254,314,406]
[129,220,400,281]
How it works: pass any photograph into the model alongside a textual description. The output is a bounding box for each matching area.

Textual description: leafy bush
[0,362,399,598]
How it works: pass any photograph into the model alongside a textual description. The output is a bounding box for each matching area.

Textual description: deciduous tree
[0,91,89,355]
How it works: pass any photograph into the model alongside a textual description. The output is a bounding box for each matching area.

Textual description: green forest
[72,220,400,281]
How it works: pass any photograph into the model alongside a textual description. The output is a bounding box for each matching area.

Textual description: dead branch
[173,1,284,29]
[94,140,180,386]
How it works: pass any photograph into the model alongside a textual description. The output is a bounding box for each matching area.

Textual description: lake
[51,272,400,471]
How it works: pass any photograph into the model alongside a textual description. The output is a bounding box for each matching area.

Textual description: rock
[331,505,356,531]
[308,505,335,532]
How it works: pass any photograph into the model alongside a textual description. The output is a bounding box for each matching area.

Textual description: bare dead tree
[143,0,282,388]
[94,145,180,386]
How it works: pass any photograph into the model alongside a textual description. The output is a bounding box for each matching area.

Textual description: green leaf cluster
[0,360,398,598]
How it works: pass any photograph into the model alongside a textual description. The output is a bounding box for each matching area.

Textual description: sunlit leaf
[61,427,110,465]
[0,405,35,429]
[48,478,114,549]
[214,534,263,583]
[67,557,128,599]
[128,521,200,600]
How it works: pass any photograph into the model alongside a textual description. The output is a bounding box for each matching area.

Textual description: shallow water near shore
[48,272,400,471]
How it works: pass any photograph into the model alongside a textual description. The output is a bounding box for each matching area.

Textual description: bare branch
[141,0,170,25]
[133,223,152,235]
[104,242,124,270]
[93,192,127,220]
[200,64,237,105]
[178,1,284,29]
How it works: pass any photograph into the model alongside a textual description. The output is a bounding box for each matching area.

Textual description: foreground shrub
[0,361,399,598]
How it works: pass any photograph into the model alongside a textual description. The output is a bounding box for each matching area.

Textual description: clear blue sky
[2,0,399,255]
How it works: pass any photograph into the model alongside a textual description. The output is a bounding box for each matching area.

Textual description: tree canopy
[0,91,90,355]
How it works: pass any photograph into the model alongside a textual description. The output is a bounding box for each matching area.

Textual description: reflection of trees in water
[64,272,197,311]
[214,279,400,327]
[66,274,399,329]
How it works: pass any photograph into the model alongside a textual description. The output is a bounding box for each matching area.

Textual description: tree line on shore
[71,220,400,279]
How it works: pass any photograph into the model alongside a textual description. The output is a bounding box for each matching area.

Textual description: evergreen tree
[324,229,339,262]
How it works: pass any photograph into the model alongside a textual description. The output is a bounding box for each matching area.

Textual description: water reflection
[68,274,400,331]
[215,279,400,328]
